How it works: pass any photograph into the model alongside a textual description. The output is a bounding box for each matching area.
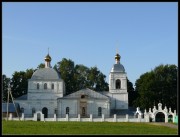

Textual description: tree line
[2,58,177,111]
[133,64,177,111]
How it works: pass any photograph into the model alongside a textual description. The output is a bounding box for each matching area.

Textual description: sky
[2,2,178,87]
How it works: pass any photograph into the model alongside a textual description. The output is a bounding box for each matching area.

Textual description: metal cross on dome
[116,41,120,54]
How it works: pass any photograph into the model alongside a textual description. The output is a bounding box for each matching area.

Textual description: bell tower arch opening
[116,79,121,89]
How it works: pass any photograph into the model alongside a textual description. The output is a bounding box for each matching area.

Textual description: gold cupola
[45,54,52,62]
[44,49,52,68]
[115,53,121,64]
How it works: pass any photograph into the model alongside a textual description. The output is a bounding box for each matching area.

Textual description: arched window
[42,107,48,118]
[116,79,121,89]
[32,108,35,117]
[37,83,39,89]
[44,83,47,89]
[51,83,54,89]
[81,95,85,98]
[98,107,102,116]
[66,107,69,115]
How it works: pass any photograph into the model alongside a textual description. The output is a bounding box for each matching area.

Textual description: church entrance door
[79,94,88,117]
[82,107,86,116]
[80,102,87,117]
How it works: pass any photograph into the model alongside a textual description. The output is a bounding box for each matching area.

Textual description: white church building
[14,52,128,119]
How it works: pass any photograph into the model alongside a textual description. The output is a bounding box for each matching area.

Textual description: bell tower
[109,52,127,93]
[109,51,128,109]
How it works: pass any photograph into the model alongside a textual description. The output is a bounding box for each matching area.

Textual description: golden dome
[45,54,52,62]
[115,53,120,61]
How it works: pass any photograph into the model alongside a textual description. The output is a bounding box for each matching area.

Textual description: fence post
[66,114,69,121]
[78,114,80,121]
[9,113,12,120]
[21,113,24,121]
[172,115,175,123]
[165,114,168,123]
[126,114,129,122]
[33,113,37,121]
[54,114,56,121]
[145,114,149,122]
[90,114,92,122]
[113,114,117,122]
[138,114,141,122]
[41,114,44,121]
[102,114,105,122]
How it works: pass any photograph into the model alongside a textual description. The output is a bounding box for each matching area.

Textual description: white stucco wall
[26,79,65,103]
[107,70,128,110]
[57,98,110,117]
[57,99,78,117]
[15,100,57,118]
[109,73,127,92]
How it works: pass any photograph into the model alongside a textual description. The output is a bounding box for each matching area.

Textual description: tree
[87,66,108,91]
[153,64,177,110]
[134,64,177,111]
[127,79,137,107]
[56,58,75,94]
[10,69,34,100]
[74,64,89,91]
[53,64,58,72]
[56,58,109,95]
[37,63,45,69]
[133,71,156,109]
[2,75,10,102]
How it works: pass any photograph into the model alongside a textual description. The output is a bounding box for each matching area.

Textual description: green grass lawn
[2,121,178,135]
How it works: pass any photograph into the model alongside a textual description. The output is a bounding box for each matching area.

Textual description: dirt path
[148,122,178,129]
